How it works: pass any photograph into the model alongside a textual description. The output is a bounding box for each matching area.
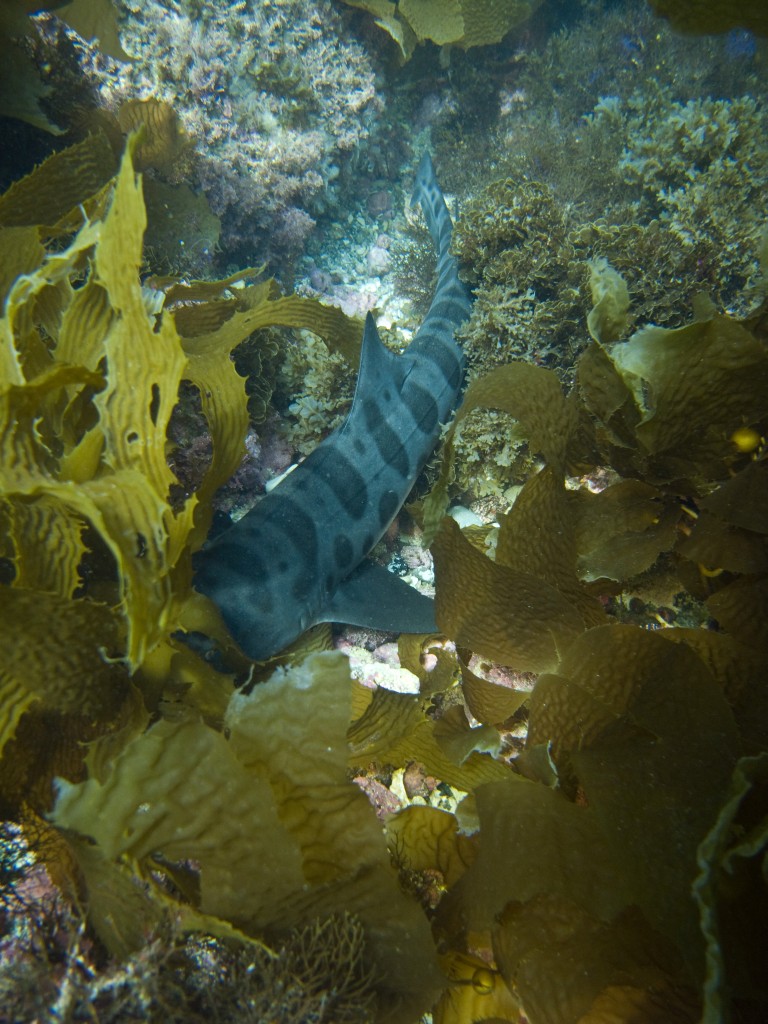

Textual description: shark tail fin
[411,151,454,256]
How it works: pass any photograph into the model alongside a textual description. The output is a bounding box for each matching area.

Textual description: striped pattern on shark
[193,153,472,661]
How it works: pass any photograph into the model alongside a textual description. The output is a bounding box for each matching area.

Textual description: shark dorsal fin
[344,313,409,422]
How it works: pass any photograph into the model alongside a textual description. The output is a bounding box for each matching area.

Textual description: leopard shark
[193,153,472,661]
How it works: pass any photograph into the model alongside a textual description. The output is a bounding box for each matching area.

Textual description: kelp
[433,515,585,672]
[54,0,129,60]
[647,0,768,35]
[0,0,129,134]
[2,104,767,1024]
[0,133,365,796]
[0,131,118,231]
[693,752,768,1023]
[0,131,511,1021]
[433,624,753,1022]
[342,0,542,60]
[348,676,511,790]
[417,259,768,1021]
[53,651,443,1022]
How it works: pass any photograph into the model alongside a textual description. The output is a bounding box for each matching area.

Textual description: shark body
[193,153,472,661]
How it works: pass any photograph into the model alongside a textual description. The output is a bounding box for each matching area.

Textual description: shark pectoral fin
[319,560,438,635]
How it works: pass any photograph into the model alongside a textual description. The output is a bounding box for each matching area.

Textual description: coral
[452,176,585,375]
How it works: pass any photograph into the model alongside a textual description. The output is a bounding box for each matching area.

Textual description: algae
[343,0,542,59]
[53,650,443,1022]
[2,15,768,1020]
[414,248,768,1019]
[648,0,768,35]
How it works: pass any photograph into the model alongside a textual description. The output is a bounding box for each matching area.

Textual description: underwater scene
[1,0,767,1020]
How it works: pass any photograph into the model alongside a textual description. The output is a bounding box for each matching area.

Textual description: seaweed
[342,0,542,60]
[648,0,768,35]
[415,257,768,1020]
[2,21,768,1017]
[0,133,365,775]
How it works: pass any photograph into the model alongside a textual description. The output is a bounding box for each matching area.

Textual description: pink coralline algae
[104,0,382,262]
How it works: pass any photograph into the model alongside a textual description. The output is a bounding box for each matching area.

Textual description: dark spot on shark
[363,396,383,432]
[430,341,463,390]
[425,297,456,321]
[268,495,319,563]
[363,397,409,477]
[315,446,367,519]
[364,395,411,475]
[404,381,438,434]
[376,424,409,477]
